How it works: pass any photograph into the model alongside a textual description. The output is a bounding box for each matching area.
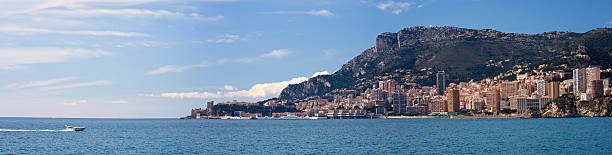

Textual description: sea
[1,117,611,154]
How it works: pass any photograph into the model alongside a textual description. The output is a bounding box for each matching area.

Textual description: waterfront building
[548,81,560,100]
[190,108,205,118]
[326,110,367,119]
[560,79,573,96]
[468,97,485,111]
[586,66,600,94]
[392,92,407,113]
[509,96,518,110]
[429,99,447,113]
[431,112,457,116]
[446,88,460,112]
[501,81,519,99]
[515,98,539,114]
[207,101,214,110]
[207,101,215,115]
[406,106,428,115]
[376,106,386,115]
[590,79,604,97]
[573,68,587,94]
[536,80,548,96]
[371,89,388,102]
[485,90,501,114]
[513,97,552,114]
[500,100,510,110]
[538,98,552,109]
[436,71,446,95]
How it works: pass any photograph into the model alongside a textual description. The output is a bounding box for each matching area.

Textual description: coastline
[386,115,520,119]
[184,115,527,120]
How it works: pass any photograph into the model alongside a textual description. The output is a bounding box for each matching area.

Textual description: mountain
[280,26,612,100]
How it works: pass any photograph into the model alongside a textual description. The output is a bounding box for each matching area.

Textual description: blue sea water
[1,117,611,154]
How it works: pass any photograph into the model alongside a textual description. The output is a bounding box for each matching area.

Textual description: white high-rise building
[536,80,548,96]
[586,66,600,94]
[573,68,586,94]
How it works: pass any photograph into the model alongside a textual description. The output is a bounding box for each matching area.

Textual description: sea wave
[0,129,72,132]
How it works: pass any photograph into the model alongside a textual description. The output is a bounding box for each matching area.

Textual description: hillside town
[187,61,611,119]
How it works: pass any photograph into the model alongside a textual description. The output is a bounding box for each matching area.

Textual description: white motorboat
[280,114,301,119]
[308,116,328,120]
[64,125,85,131]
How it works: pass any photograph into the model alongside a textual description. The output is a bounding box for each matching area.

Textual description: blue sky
[0,0,610,118]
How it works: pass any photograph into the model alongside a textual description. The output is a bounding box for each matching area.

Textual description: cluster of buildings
[187,99,371,119]
[292,66,611,116]
[188,101,216,119]
[187,65,611,119]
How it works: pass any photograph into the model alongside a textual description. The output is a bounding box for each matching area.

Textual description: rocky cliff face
[375,32,397,52]
[280,26,612,100]
[541,95,612,118]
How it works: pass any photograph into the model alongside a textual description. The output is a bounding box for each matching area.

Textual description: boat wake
[0,129,73,132]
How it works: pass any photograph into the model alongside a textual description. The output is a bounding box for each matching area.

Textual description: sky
[0,0,611,118]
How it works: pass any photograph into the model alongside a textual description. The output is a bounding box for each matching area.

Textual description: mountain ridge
[279,26,612,101]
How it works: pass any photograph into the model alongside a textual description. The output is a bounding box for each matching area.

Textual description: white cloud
[221,85,235,90]
[6,77,75,89]
[376,1,413,14]
[29,17,83,26]
[0,1,225,39]
[223,77,309,98]
[312,70,330,77]
[262,10,334,17]
[377,2,394,10]
[224,34,240,39]
[207,34,242,44]
[33,9,224,22]
[210,38,235,44]
[141,70,328,100]
[610,21,612,25]
[39,9,180,17]
[148,49,290,75]
[306,10,334,17]
[153,91,224,99]
[0,26,150,37]
[195,15,224,22]
[41,80,112,90]
[147,64,201,75]
[63,100,87,106]
[113,41,170,48]
[138,93,156,97]
[262,49,290,57]
[147,59,226,75]
[0,0,236,16]
[238,49,290,63]
[111,100,129,104]
[392,9,402,15]
[0,47,112,70]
